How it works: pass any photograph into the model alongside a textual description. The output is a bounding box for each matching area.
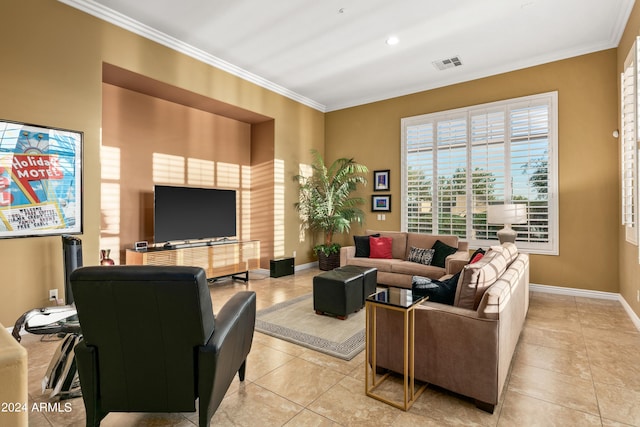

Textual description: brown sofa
[340,230,469,288]
[372,242,529,412]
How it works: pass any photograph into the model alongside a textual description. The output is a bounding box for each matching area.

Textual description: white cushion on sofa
[454,249,508,310]
[489,242,518,265]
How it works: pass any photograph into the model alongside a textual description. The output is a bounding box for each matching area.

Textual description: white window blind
[621,40,638,245]
[402,92,558,255]
[406,123,435,234]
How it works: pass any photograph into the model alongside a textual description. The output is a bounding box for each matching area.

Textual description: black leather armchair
[70,265,256,427]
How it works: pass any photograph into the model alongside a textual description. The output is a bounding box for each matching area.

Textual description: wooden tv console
[125,240,260,282]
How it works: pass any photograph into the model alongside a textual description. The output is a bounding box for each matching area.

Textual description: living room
[1,0,640,425]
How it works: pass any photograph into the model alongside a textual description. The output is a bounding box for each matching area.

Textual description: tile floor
[20,268,640,426]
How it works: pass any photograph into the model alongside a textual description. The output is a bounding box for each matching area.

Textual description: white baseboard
[295,261,318,271]
[530,283,640,332]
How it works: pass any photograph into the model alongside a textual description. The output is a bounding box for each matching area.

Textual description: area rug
[255,293,365,360]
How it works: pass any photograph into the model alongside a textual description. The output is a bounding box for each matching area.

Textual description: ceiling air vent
[433,56,463,71]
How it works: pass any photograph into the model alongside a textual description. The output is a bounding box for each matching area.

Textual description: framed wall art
[371,195,391,212]
[373,169,390,191]
[0,119,83,238]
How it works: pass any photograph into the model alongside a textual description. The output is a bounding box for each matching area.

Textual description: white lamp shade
[486,204,527,225]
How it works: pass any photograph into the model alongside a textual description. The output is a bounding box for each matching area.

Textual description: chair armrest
[445,250,469,275]
[74,341,106,426]
[198,291,256,423]
[340,246,356,266]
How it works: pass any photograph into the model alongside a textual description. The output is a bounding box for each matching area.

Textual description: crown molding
[57,0,327,112]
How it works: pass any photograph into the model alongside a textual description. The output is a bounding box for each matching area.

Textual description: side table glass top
[367,287,427,308]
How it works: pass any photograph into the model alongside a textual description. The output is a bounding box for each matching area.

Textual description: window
[621,39,638,245]
[401,92,558,254]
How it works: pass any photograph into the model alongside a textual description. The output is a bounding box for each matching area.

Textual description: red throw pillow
[369,236,393,259]
[470,252,484,264]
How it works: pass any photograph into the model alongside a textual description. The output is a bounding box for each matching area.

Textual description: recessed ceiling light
[386,36,399,46]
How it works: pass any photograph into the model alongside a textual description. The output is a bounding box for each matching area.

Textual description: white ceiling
[61,0,634,112]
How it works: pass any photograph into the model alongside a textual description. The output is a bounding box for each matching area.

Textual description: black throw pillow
[412,272,461,305]
[354,233,380,257]
[431,240,459,268]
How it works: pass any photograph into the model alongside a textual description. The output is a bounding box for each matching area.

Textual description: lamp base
[496,226,517,244]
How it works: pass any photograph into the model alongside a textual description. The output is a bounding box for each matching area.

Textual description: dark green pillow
[431,240,459,268]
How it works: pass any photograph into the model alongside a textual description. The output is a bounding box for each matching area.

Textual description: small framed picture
[373,170,390,191]
[371,195,391,212]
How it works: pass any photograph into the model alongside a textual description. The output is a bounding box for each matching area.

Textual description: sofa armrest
[445,250,469,275]
[340,246,356,266]
[373,302,500,405]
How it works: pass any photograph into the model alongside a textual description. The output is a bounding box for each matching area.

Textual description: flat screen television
[153,185,237,244]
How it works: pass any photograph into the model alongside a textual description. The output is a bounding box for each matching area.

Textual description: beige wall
[0,0,324,326]
[101,83,253,261]
[0,0,636,325]
[618,1,640,318]
[326,50,620,293]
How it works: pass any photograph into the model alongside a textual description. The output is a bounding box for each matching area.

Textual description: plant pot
[317,251,340,271]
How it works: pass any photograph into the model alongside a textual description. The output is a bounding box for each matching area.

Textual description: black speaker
[62,235,83,305]
[270,257,294,278]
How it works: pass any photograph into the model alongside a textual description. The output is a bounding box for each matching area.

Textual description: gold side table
[365,288,427,411]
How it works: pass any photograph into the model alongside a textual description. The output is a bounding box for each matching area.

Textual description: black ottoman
[313,270,364,320]
[335,265,378,304]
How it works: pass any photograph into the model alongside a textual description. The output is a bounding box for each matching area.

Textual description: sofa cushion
[353,233,380,257]
[366,230,407,259]
[431,240,459,268]
[346,257,400,272]
[391,260,445,279]
[407,246,435,265]
[406,234,458,259]
[370,236,393,259]
[490,242,518,265]
[454,249,508,310]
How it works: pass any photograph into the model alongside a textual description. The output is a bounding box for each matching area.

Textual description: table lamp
[486,204,527,244]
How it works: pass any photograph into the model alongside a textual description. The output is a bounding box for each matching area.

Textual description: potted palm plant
[294,149,368,270]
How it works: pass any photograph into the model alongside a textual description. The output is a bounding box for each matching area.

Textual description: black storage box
[270,257,294,278]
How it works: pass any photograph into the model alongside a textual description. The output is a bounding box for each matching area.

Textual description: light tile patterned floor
[20,268,640,426]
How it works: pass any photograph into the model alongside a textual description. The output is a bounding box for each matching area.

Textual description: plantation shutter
[621,41,637,245]
[435,116,467,236]
[402,92,558,254]
[509,101,551,245]
[405,122,434,234]
[470,109,505,240]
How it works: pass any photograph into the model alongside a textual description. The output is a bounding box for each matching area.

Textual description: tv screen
[154,185,237,243]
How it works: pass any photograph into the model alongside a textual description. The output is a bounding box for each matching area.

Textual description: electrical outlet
[293,251,296,258]
[49,289,58,301]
